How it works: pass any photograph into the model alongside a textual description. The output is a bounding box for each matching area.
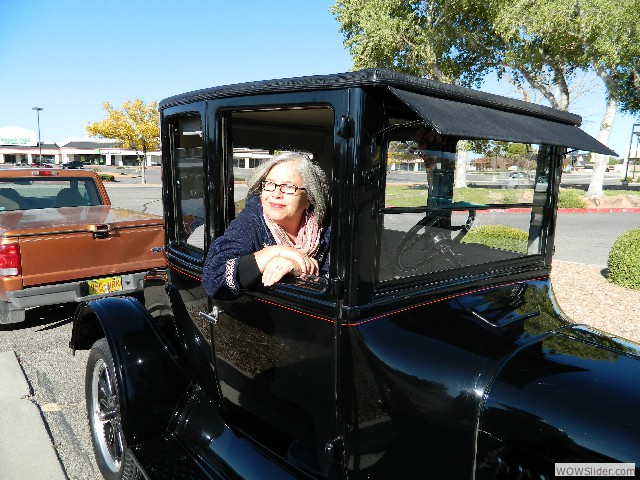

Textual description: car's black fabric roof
[160,68,615,155]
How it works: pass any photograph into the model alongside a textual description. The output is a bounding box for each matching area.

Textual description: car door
[161,107,225,402]
[208,102,340,478]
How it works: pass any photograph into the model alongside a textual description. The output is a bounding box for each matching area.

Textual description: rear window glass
[0,177,102,211]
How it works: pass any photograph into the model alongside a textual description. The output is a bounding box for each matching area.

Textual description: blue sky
[0,0,636,157]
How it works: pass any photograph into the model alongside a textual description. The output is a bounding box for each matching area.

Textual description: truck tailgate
[0,206,165,287]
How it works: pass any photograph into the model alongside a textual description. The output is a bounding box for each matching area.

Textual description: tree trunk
[586,97,617,197]
[455,144,468,188]
[140,151,147,185]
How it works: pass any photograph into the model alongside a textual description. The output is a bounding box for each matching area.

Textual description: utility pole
[32,107,43,165]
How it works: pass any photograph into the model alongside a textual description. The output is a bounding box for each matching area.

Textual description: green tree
[330,0,570,188]
[330,0,498,86]
[577,0,639,196]
[489,0,639,196]
[331,0,640,195]
[86,99,160,184]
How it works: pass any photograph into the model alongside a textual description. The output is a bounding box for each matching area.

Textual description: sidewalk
[0,351,66,480]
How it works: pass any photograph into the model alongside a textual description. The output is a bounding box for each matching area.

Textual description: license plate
[87,276,123,295]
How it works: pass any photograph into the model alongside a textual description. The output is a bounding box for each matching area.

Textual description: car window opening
[378,119,552,286]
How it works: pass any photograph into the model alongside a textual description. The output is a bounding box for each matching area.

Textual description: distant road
[555,212,640,265]
[387,170,626,187]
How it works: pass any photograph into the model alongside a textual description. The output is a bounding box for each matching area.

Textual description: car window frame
[367,96,558,300]
[162,102,208,275]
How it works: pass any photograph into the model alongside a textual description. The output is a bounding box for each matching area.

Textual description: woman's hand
[254,245,318,277]
[261,256,297,286]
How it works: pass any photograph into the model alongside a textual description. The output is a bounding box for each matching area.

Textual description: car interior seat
[0,188,24,211]
[55,188,85,207]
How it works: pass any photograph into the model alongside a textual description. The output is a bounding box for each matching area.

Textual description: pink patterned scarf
[264,210,321,257]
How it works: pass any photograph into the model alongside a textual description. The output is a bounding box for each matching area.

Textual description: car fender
[476,326,640,478]
[71,296,192,446]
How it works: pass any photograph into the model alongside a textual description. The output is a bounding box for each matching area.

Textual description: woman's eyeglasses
[261,180,306,195]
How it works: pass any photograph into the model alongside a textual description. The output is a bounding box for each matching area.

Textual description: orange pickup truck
[0,168,165,324]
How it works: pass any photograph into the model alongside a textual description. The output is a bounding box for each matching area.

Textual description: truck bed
[0,205,164,287]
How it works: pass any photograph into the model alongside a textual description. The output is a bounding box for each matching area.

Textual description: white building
[0,126,161,166]
[232,147,272,169]
[0,126,275,169]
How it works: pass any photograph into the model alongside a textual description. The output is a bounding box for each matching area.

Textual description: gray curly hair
[247,152,330,225]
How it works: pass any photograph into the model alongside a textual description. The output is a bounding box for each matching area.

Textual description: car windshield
[377,121,553,286]
[0,177,103,211]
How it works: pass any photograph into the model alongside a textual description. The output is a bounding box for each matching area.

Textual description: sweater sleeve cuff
[237,254,261,289]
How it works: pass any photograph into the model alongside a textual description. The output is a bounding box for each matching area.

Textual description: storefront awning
[390,87,617,156]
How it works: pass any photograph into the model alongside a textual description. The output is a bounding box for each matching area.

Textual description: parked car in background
[0,169,165,325]
[62,160,84,169]
[502,171,535,188]
[70,69,638,479]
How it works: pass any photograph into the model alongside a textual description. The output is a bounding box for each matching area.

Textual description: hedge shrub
[558,188,586,209]
[98,173,116,182]
[462,225,528,253]
[607,227,640,290]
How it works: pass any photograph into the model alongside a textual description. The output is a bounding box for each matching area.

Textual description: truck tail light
[0,244,21,276]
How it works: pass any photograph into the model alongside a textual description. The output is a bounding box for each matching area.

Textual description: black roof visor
[390,87,617,156]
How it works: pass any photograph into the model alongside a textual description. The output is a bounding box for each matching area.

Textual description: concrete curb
[0,351,66,480]
[481,207,640,214]
[103,182,161,187]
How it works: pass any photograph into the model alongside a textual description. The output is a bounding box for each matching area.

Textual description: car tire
[86,338,142,480]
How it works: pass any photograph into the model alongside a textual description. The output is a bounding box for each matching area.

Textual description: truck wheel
[86,338,141,480]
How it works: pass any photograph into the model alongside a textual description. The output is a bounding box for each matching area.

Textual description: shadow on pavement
[0,303,77,332]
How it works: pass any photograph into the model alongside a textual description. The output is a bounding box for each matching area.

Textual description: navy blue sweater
[202,195,330,299]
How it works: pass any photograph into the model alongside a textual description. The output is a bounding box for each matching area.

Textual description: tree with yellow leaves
[86,99,160,184]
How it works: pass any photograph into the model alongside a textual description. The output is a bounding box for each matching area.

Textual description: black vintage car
[70,69,639,479]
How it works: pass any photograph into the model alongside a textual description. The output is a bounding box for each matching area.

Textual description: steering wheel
[394,210,476,272]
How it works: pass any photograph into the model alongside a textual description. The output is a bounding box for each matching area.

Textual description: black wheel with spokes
[86,338,141,480]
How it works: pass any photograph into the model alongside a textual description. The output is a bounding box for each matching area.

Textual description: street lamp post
[32,107,43,165]
[623,123,640,184]
[635,132,640,180]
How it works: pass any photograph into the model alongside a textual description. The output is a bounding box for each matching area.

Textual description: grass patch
[604,189,640,197]
[386,184,533,207]
[462,225,528,252]
[385,184,429,207]
[386,184,640,209]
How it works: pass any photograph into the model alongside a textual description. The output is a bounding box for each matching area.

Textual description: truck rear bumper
[0,272,147,324]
